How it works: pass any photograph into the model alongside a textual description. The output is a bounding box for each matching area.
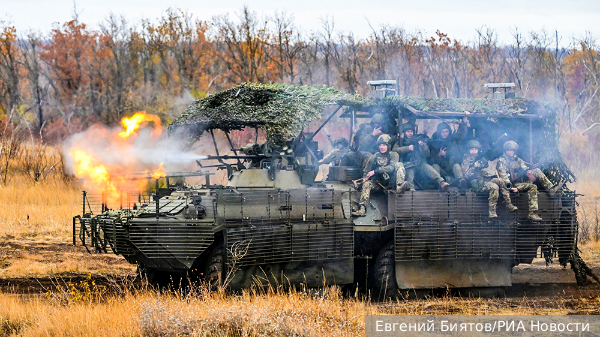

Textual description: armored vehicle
[74,82,581,295]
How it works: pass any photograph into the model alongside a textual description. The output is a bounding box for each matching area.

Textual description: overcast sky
[3,0,599,46]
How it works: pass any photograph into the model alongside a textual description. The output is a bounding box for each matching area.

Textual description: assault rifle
[398,134,428,168]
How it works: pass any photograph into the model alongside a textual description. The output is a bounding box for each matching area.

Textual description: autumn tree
[20,33,47,132]
[213,6,274,85]
[0,23,21,115]
[268,11,304,84]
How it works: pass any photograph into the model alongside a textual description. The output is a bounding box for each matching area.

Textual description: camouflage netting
[373,96,556,117]
[169,83,361,145]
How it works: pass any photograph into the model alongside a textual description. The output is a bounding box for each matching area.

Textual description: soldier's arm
[394,145,411,156]
[453,122,468,142]
[363,154,375,176]
[496,158,511,185]
[420,142,431,158]
[518,157,529,170]
[358,134,376,152]
[377,152,399,174]
[321,149,340,164]
[461,158,475,180]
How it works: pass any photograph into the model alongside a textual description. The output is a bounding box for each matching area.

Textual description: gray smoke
[62,123,207,175]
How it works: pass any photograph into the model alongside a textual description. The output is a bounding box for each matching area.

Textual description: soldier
[353,113,388,153]
[496,140,563,221]
[393,123,449,191]
[320,137,350,166]
[429,121,466,183]
[461,140,517,218]
[352,134,407,217]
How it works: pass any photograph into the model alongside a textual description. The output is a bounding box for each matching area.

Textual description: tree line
[0,6,599,144]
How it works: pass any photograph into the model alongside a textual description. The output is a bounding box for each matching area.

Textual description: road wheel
[374,241,398,299]
[205,244,225,290]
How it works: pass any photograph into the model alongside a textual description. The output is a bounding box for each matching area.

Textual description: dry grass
[0,283,599,336]
[0,153,136,278]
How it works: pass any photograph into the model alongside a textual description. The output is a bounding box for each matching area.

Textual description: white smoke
[62,123,207,175]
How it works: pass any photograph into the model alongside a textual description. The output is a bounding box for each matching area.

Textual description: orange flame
[70,111,166,209]
[151,163,166,179]
[118,111,162,138]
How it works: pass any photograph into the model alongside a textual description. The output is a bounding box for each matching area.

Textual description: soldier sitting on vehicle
[461,140,517,218]
[320,137,350,166]
[352,135,407,217]
[429,121,467,184]
[353,113,391,153]
[496,140,564,221]
[393,123,449,191]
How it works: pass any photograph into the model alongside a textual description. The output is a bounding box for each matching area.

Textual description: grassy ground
[0,146,599,336]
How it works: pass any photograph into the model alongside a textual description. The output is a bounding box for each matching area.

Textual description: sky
[2,0,599,47]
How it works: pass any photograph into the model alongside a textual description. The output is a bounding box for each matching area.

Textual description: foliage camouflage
[169,83,361,145]
[374,96,557,117]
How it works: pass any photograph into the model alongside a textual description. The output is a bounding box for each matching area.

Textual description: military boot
[396,181,409,194]
[489,206,498,218]
[547,181,564,197]
[352,204,366,217]
[528,212,542,221]
[440,181,450,191]
[506,204,518,212]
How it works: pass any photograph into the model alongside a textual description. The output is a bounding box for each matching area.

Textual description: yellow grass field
[0,145,599,336]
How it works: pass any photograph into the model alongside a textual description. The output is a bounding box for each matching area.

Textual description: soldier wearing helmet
[496,140,563,222]
[392,123,449,191]
[352,134,407,217]
[460,140,516,218]
[353,113,391,153]
[320,137,350,166]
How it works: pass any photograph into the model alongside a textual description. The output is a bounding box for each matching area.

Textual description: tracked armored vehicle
[74,82,580,294]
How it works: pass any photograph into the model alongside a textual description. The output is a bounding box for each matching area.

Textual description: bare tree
[213,6,271,84]
[268,11,305,84]
[20,33,47,133]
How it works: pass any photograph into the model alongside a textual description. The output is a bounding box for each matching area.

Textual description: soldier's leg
[420,163,448,190]
[354,181,374,216]
[452,163,464,180]
[516,182,541,221]
[482,181,499,218]
[491,177,517,211]
[531,168,553,189]
[432,164,452,183]
[531,167,563,196]
[394,162,408,193]
[405,167,415,190]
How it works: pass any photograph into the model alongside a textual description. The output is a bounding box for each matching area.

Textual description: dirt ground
[1,235,599,298]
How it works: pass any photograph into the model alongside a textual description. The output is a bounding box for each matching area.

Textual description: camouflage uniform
[393,124,448,190]
[496,155,552,213]
[321,138,350,166]
[496,140,557,221]
[321,148,349,165]
[461,153,511,218]
[354,114,390,153]
[354,135,406,216]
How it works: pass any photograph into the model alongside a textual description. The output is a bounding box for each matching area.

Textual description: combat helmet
[333,137,349,148]
[466,140,482,149]
[371,114,385,125]
[377,134,392,146]
[503,140,519,151]
[401,123,416,134]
